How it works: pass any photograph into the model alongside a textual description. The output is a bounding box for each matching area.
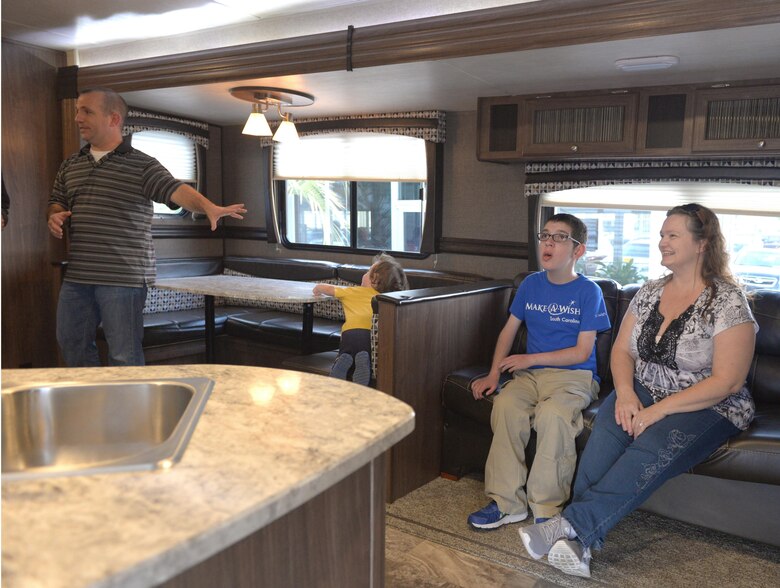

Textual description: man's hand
[205,203,246,231]
[48,210,72,239]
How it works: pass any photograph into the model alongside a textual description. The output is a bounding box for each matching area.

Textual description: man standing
[47,87,246,366]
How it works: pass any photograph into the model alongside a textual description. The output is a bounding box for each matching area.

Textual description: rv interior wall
[1,40,65,369]
[222,111,530,280]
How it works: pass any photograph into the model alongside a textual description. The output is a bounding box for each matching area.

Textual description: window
[537,182,780,288]
[131,130,197,215]
[275,133,428,254]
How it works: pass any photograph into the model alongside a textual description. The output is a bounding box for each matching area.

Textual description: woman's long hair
[666,203,738,288]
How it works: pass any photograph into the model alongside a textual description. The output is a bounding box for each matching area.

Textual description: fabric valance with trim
[123,108,210,149]
[258,110,445,147]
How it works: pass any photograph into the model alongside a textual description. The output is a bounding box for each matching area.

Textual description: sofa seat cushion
[281,351,339,376]
[224,310,342,351]
[689,407,780,486]
[140,306,250,346]
[579,399,780,487]
[442,367,503,427]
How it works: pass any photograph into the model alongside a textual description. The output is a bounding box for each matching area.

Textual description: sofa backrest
[748,290,780,405]
[145,257,224,314]
[510,271,622,387]
[512,272,778,406]
[336,264,487,289]
[224,256,339,281]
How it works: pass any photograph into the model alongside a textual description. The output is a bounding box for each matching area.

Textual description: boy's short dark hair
[547,213,588,246]
[371,253,409,293]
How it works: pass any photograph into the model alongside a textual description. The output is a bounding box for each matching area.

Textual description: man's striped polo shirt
[49,138,182,288]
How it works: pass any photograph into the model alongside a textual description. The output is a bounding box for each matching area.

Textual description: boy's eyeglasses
[537,232,582,246]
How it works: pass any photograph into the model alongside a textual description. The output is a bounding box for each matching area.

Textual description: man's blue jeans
[562,381,739,549]
[56,281,147,367]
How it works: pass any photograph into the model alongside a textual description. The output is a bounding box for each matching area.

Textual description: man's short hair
[80,87,128,125]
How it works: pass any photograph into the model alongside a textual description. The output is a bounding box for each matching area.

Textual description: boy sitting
[468,213,610,528]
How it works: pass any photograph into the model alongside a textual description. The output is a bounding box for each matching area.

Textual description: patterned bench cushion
[215,269,348,321]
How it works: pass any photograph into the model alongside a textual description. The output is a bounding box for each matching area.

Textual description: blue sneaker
[468,501,528,530]
[534,517,550,524]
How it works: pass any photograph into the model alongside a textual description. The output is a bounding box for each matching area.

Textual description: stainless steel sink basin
[2,378,214,481]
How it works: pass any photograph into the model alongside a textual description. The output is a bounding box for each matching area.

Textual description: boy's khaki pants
[485,368,599,520]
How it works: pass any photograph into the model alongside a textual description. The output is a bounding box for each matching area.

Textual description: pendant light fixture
[230,86,314,141]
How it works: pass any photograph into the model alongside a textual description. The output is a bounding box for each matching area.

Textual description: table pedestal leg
[302,303,314,356]
[205,295,215,363]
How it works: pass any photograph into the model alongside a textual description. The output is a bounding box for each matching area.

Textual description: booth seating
[439,272,780,547]
[121,256,486,366]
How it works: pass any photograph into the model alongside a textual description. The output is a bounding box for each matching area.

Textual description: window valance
[124,108,210,149]
[258,110,445,146]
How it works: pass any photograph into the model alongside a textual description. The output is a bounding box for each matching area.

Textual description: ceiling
[3,0,780,126]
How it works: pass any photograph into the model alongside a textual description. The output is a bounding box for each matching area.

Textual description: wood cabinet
[477,96,524,160]
[636,89,695,155]
[521,93,638,157]
[477,81,780,161]
[692,85,780,153]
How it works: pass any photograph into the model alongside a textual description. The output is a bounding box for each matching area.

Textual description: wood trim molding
[77,30,347,92]
[438,237,529,259]
[152,224,222,239]
[151,225,267,240]
[224,226,269,240]
[74,0,780,93]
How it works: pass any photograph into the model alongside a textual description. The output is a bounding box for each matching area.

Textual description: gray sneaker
[548,538,591,578]
[518,514,575,560]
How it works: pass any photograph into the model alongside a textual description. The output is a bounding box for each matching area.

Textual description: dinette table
[155,274,326,362]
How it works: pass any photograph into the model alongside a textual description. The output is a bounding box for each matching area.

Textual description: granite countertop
[155,275,325,303]
[1,365,415,588]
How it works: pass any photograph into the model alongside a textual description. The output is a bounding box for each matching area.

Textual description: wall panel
[1,40,66,368]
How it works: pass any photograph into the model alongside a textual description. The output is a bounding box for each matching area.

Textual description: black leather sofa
[441,272,780,547]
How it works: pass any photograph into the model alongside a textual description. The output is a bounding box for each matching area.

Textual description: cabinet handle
[758,140,766,149]
[570,145,579,152]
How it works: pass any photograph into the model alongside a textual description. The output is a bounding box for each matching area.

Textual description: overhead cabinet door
[521,93,638,157]
[692,86,780,153]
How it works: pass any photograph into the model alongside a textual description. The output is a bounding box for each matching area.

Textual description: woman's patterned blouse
[628,277,757,430]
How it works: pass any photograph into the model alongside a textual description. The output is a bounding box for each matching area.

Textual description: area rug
[386,477,780,587]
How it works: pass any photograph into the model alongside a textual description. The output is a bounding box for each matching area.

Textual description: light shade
[273,119,299,142]
[242,109,272,136]
[615,55,679,72]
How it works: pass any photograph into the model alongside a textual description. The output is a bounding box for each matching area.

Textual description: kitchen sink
[1,378,214,481]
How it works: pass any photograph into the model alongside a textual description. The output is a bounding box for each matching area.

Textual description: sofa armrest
[374,279,513,500]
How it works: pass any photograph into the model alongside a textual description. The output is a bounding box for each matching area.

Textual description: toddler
[313,253,408,385]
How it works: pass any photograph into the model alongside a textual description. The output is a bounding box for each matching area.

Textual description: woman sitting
[519,203,758,578]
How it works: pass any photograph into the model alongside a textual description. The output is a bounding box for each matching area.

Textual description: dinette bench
[105,256,486,368]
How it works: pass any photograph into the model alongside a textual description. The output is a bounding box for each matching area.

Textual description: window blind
[540,182,780,216]
[274,133,427,182]
[131,130,197,182]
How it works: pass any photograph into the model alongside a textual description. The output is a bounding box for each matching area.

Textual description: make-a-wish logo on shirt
[526,301,581,323]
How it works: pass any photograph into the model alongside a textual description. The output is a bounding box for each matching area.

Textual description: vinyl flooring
[385,526,561,588]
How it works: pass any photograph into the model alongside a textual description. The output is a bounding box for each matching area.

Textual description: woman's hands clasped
[615,387,663,438]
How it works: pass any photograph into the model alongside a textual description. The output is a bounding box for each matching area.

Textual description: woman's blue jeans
[562,381,739,549]
[56,281,147,367]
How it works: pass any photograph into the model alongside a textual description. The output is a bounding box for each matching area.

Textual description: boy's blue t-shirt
[509,272,610,380]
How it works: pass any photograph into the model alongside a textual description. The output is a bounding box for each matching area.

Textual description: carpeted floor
[386,477,780,587]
